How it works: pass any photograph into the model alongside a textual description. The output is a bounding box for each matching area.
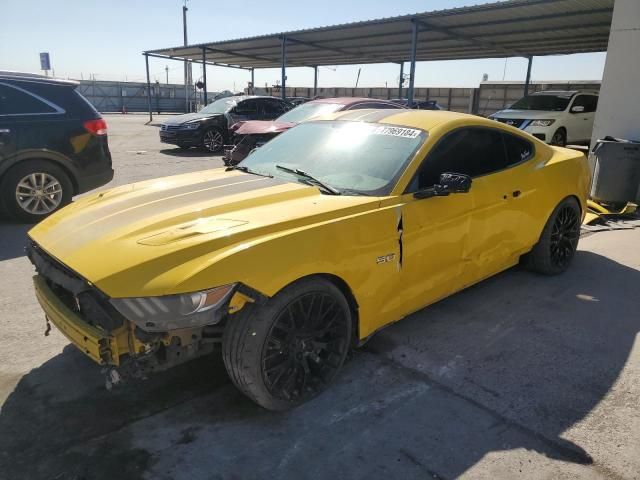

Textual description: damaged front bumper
[27,242,264,383]
[33,275,132,366]
[32,269,223,381]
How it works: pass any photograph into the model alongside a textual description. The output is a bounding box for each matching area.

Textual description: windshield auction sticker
[372,126,422,139]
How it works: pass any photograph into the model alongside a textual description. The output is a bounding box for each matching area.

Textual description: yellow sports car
[27,110,589,410]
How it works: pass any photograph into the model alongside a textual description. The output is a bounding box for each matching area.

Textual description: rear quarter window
[503,132,534,166]
[0,83,58,115]
[5,80,98,118]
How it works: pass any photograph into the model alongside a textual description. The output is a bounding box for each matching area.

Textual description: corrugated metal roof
[145,0,614,69]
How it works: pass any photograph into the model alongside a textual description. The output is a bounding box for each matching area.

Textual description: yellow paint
[29,110,590,354]
[34,275,122,365]
[584,199,638,224]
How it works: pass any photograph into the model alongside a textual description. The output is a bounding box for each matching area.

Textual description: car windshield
[510,94,572,111]
[199,97,237,114]
[239,121,426,196]
[277,102,344,123]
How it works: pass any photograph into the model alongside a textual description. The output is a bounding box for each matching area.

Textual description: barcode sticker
[372,126,422,139]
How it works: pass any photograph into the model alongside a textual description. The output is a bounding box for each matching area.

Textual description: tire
[222,277,352,411]
[522,197,581,275]
[550,128,567,147]
[0,160,73,223]
[201,128,225,153]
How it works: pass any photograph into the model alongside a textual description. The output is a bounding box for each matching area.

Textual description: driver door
[378,138,474,323]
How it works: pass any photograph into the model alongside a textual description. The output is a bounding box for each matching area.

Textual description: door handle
[512,190,521,198]
[0,129,10,133]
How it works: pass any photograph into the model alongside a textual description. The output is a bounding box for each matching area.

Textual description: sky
[1,0,607,92]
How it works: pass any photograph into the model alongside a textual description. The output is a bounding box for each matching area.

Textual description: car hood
[29,169,378,297]
[162,112,221,125]
[492,109,563,119]
[233,120,296,135]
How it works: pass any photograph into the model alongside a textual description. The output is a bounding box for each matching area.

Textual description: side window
[410,128,507,191]
[0,84,57,115]
[234,99,259,116]
[571,95,598,113]
[503,133,534,166]
[262,99,288,118]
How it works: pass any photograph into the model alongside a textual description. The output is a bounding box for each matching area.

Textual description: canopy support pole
[144,53,152,122]
[524,55,533,96]
[313,66,318,97]
[281,35,287,100]
[201,48,208,105]
[398,62,404,98]
[407,20,419,107]
[251,68,255,94]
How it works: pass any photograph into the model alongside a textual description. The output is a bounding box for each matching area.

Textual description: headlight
[110,284,236,332]
[182,122,201,130]
[529,119,555,127]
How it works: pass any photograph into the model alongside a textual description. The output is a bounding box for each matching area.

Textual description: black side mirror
[439,172,472,193]
[413,172,472,199]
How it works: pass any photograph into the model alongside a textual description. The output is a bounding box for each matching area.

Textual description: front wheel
[0,160,73,223]
[201,128,224,153]
[550,128,567,147]
[522,197,581,275]
[222,278,352,411]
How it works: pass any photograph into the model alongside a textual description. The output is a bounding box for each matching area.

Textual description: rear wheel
[222,278,352,411]
[0,160,73,223]
[522,197,581,275]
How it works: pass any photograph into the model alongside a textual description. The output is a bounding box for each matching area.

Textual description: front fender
[169,203,402,339]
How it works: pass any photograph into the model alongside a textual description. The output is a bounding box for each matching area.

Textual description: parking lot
[0,114,639,480]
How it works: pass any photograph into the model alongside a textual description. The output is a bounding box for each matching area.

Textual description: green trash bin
[590,137,640,204]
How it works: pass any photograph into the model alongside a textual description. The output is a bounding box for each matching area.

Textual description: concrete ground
[0,114,639,480]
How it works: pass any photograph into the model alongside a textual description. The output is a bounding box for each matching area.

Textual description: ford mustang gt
[27,109,589,410]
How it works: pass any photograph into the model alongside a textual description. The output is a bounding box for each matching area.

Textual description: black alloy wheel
[222,277,352,411]
[262,292,350,403]
[549,204,580,270]
[521,197,581,275]
[202,129,224,152]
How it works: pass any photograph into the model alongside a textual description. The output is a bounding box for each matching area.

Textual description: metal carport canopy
[143,0,613,114]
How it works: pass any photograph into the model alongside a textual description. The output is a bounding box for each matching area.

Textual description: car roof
[532,90,598,96]
[309,97,397,106]
[317,109,509,133]
[0,71,78,87]
[230,95,289,102]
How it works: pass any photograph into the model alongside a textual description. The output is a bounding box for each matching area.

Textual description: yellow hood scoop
[137,218,248,246]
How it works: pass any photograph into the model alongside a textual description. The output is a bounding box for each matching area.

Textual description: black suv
[0,73,113,222]
[160,95,291,152]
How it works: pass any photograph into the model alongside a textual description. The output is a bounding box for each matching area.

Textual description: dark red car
[223,97,404,165]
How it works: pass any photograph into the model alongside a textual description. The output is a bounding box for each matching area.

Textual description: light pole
[183,1,191,112]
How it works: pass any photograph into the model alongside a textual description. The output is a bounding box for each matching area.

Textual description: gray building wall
[76,80,216,113]
[255,81,601,116]
[79,79,602,115]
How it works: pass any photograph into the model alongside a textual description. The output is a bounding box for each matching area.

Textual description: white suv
[488,90,599,146]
